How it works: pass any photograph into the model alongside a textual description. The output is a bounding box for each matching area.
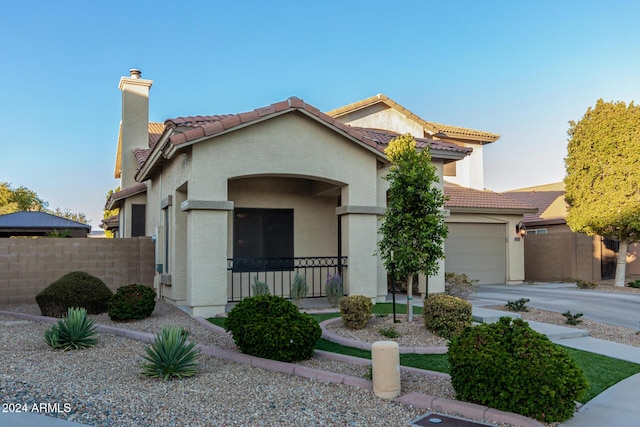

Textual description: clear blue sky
[1,1,638,230]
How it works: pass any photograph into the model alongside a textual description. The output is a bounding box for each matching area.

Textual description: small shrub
[325,273,343,308]
[108,284,156,321]
[252,276,270,296]
[505,298,530,312]
[575,279,597,289]
[563,310,584,325]
[290,274,308,306]
[141,327,199,380]
[444,272,478,299]
[423,294,472,339]
[448,317,588,422]
[44,307,98,350]
[378,325,400,339]
[339,295,373,330]
[627,279,640,289]
[224,294,321,362]
[36,271,113,317]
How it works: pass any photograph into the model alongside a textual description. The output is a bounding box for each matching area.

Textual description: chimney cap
[129,69,142,79]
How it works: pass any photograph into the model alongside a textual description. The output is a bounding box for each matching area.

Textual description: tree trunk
[614,239,629,287]
[406,273,414,322]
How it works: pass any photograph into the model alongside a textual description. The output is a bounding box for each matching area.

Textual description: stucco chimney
[118,69,153,188]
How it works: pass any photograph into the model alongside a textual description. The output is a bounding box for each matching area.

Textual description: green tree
[0,182,86,224]
[48,207,88,224]
[378,134,448,321]
[565,99,640,287]
[103,187,120,238]
[0,182,47,213]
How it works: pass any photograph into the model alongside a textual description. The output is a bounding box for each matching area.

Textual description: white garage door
[445,223,506,285]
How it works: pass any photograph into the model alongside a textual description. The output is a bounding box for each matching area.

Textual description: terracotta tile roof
[105,182,147,210]
[159,97,471,157]
[134,97,473,182]
[444,183,536,213]
[503,182,567,225]
[354,128,472,155]
[100,214,119,231]
[327,94,500,143]
[114,122,165,178]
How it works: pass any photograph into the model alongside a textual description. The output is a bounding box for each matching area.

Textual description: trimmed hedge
[108,284,156,321]
[224,294,321,362]
[339,295,373,330]
[449,317,588,422]
[36,271,113,317]
[423,294,472,339]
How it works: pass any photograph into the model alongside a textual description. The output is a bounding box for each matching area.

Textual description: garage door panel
[445,223,506,285]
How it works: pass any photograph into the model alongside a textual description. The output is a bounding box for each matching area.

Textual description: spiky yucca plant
[141,327,199,380]
[44,307,98,350]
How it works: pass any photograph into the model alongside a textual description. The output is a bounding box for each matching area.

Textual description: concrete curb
[0,310,544,427]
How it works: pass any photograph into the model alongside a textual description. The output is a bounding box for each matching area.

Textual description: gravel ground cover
[1,307,426,427]
[4,286,638,427]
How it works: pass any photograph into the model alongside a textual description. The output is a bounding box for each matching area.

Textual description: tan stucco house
[105,70,534,316]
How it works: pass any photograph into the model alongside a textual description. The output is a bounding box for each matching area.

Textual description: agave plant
[44,307,98,350]
[141,326,199,380]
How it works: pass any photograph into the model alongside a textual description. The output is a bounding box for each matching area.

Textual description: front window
[233,208,293,271]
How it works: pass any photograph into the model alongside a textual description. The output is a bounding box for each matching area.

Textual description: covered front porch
[226,175,350,302]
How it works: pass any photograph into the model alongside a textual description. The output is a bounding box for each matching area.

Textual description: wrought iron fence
[227,256,347,302]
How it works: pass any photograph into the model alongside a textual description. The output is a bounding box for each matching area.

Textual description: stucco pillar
[184,202,232,317]
[338,208,381,300]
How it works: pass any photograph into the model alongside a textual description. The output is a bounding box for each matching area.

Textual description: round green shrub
[448,317,588,423]
[108,284,156,321]
[339,295,372,330]
[423,294,472,339]
[36,271,113,317]
[224,294,321,362]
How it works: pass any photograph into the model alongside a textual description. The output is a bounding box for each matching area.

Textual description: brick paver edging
[0,310,544,427]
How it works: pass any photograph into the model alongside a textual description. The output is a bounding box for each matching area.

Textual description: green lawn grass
[208,302,640,403]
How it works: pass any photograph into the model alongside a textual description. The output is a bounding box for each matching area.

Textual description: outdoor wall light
[515,221,527,237]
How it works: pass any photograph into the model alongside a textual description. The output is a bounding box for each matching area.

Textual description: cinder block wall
[524,233,599,282]
[0,237,155,305]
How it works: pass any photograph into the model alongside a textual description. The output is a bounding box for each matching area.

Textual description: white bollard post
[372,340,401,399]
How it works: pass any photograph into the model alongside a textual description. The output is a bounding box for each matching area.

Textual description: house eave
[447,206,539,215]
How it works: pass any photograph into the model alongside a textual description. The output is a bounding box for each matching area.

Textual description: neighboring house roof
[444,182,537,214]
[327,94,501,143]
[105,182,147,211]
[114,122,164,178]
[354,128,472,157]
[503,182,567,226]
[100,214,119,231]
[135,96,472,181]
[0,211,90,236]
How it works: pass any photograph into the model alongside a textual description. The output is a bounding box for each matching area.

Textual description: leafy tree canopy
[0,182,87,224]
[102,187,120,238]
[378,134,448,278]
[565,99,640,242]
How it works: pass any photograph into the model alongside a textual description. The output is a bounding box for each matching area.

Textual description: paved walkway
[3,299,640,427]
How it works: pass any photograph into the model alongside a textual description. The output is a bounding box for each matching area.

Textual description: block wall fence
[0,237,155,305]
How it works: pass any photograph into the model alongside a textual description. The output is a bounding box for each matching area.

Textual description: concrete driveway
[471,283,640,330]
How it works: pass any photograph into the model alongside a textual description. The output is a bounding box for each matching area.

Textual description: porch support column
[182,200,233,317]
[337,205,384,300]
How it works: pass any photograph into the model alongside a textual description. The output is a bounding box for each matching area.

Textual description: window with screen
[233,208,294,271]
